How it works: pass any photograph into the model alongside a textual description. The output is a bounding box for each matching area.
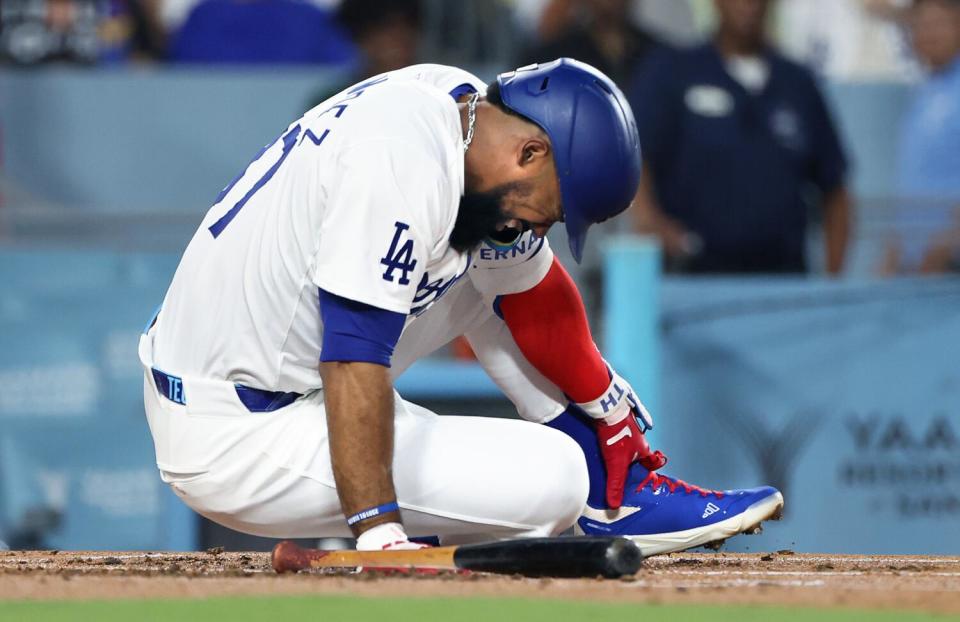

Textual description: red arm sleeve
[498,257,609,403]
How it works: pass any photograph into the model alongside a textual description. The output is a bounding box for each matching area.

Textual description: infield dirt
[2,550,959,614]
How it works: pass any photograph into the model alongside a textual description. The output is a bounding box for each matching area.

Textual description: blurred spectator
[885,0,960,274]
[776,0,915,81]
[102,0,167,61]
[158,0,339,34]
[629,0,852,274]
[512,0,698,49]
[337,0,420,77]
[308,0,422,107]
[0,0,164,64]
[517,0,660,89]
[168,0,357,65]
[636,0,700,44]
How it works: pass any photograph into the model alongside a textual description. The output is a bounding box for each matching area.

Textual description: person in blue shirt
[169,0,358,66]
[886,0,960,274]
[629,0,852,274]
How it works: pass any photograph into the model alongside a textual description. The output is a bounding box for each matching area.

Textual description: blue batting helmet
[496,58,642,263]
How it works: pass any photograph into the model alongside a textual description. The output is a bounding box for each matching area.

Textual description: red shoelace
[637,471,724,499]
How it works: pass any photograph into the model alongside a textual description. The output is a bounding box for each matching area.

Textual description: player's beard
[450,180,525,254]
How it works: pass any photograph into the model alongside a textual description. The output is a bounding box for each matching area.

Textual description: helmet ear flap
[496,58,642,263]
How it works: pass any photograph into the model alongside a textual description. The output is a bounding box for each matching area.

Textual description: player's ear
[519,137,550,168]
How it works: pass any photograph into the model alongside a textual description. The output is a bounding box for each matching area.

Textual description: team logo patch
[770,107,805,152]
[380,221,418,285]
[409,255,470,316]
[685,85,734,117]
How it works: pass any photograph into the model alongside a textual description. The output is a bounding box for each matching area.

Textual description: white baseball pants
[140,279,587,542]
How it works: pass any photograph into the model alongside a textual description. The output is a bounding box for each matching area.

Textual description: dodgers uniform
[140,64,587,542]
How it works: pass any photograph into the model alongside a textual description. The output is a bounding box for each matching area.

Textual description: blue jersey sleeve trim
[449,83,478,102]
[319,288,406,367]
[492,295,504,320]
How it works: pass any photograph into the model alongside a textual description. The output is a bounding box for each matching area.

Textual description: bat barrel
[452,536,641,578]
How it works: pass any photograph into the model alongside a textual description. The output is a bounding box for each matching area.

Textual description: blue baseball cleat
[549,408,783,556]
[574,463,783,556]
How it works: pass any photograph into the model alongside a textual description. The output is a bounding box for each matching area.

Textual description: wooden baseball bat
[272,536,642,578]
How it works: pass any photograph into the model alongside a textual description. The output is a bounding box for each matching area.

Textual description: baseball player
[140,59,782,555]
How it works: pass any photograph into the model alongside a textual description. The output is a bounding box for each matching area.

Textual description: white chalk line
[656,556,960,565]
[661,570,960,578]
[629,579,828,589]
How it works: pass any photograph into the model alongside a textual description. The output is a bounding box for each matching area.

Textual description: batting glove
[355,522,430,551]
[576,368,653,430]
[577,369,666,508]
[595,413,667,508]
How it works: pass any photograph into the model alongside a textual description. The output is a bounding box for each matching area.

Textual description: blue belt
[151,368,301,413]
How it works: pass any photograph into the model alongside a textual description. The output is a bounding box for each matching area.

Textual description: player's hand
[575,367,665,508]
[596,413,667,509]
[576,368,653,431]
[382,539,430,551]
[355,522,430,551]
[623,381,654,432]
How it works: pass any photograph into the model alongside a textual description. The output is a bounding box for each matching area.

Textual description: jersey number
[208,124,327,238]
[206,74,389,238]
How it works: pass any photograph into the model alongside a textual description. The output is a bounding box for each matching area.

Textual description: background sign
[655,277,960,554]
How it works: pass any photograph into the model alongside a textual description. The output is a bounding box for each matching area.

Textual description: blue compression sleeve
[318,289,406,366]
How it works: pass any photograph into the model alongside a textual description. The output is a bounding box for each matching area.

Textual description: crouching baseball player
[140,59,783,555]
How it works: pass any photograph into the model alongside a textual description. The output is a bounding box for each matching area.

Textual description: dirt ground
[3,549,960,614]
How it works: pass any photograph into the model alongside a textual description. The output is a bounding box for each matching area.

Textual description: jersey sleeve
[468,229,555,299]
[318,288,406,366]
[311,141,448,315]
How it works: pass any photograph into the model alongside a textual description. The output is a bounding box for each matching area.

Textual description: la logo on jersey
[380,221,417,285]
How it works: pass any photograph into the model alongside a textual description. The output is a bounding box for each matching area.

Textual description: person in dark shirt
[630,0,851,274]
[520,0,657,89]
[308,0,423,108]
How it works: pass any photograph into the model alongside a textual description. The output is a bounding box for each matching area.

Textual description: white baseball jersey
[152,64,554,394]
